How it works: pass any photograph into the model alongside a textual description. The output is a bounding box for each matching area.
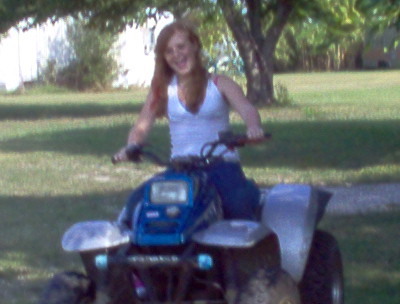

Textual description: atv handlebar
[217,131,271,149]
[111,144,166,166]
[112,131,271,165]
[200,131,271,159]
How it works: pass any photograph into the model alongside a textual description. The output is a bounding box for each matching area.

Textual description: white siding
[0,15,173,91]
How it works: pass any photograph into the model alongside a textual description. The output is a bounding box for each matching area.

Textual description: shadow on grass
[0,190,137,263]
[1,195,400,304]
[0,190,133,304]
[322,212,400,304]
[1,119,400,169]
[248,119,400,169]
[0,102,143,120]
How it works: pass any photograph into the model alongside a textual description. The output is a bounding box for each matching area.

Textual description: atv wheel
[236,267,300,304]
[299,230,344,304]
[38,271,94,304]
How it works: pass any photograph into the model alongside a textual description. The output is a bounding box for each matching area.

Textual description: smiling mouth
[176,58,187,69]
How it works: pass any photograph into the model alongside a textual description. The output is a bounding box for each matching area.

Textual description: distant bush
[274,82,294,106]
[43,18,119,91]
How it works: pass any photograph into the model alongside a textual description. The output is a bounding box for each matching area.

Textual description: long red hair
[150,20,208,116]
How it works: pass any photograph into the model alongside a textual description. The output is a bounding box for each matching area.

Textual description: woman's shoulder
[210,74,241,92]
[210,74,235,87]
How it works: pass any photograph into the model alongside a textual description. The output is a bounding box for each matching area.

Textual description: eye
[165,47,173,56]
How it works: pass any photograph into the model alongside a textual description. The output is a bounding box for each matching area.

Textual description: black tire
[80,250,138,304]
[299,230,344,304]
[38,271,95,304]
[230,234,281,287]
[236,267,300,304]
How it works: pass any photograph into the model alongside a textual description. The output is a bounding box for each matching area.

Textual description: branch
[263,0,294,56]
[246,0,263,45]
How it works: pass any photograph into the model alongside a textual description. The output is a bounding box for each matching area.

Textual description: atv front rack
[95,253,213,270]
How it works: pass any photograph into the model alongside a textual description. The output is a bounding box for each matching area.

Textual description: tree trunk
[218,0,294,105]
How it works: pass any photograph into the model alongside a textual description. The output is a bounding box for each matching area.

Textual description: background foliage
[1,0,399,103]
[42,18,119,91]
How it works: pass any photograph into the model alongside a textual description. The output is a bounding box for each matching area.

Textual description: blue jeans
[205,160,260,220]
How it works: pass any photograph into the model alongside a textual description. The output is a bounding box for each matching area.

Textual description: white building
[0,15,173,91]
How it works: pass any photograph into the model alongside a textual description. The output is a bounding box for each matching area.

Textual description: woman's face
[164,30,198,77]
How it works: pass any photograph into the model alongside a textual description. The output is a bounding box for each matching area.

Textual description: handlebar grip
[126,144,143,162]
[264,133,272,139]
[236,133,272,145]
[111,144,143,165]
[217,131,271,151]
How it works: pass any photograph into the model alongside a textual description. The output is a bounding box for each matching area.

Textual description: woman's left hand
[246,126,265,140]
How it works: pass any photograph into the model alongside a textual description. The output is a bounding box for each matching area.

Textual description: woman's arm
[113,92,157,162]
[126,91,157,145]
[215,75,264,139]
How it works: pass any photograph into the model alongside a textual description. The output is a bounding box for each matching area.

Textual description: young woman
[114,20,264,220]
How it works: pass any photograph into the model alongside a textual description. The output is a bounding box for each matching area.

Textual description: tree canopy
[1,0,399,103]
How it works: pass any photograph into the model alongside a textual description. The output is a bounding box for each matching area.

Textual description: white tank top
[167,76,239,161]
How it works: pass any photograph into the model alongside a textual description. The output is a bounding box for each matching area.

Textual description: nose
[171,47,181,59]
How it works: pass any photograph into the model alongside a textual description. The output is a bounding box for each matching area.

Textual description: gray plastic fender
[261,184,329,283]
[62,221,130,252]
[192,220,273,248]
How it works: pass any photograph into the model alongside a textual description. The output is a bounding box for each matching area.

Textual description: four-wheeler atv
[39,132,344,304]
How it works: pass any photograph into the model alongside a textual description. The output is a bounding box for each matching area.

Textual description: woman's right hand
[112,143,143,164]
[112,147,129,164]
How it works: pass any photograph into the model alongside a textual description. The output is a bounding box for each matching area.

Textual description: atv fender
[62,221,130,252]
[261,184,331,282]
[192,220,273,248]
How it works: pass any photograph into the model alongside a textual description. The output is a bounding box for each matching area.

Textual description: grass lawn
[0,70,399,303]
[322,211,400,304]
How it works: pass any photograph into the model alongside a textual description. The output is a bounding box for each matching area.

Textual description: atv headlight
[150,180,189,204]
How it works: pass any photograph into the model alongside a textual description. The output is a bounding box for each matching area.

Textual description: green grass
[0,70,399,303]
[321,211,400,304]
